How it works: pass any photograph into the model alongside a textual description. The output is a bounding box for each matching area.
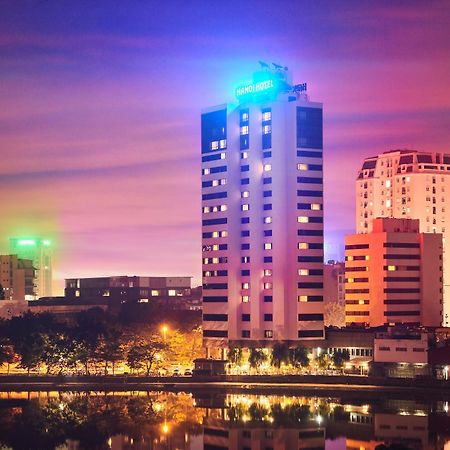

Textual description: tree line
[228,342,350,372]
[0,307,202,375]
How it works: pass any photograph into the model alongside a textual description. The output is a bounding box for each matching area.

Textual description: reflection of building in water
[374,413,429,450]
[203,420,325,450]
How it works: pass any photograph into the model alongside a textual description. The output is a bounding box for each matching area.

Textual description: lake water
[0,389,449,449]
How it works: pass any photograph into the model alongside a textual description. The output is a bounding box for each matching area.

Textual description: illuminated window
[203,206,210,213]
[311,203,321,210]
[347,255,353,261]
[220,205,227,211]
[168,290,176,296]
[241,191,249,198]
[386,199,391,208]
[347,278,354,283]
[297,163,308,171]
[387,265,396,271]
[151,290,159,296]
[264,330,273,338]
[242,282,250,289]
[241,151,248,159]
[264,243,272,250]
[241,112,249,122]
[365,255,370,260]
[298,269,309,276]
[240,125,249,135]
[298,242,308,249]
[219,139,227,149]
[298,295,308,302]
[358,299,365,305]
[264,164,272,172]
[262,111,271,121]
[220,152,226,160]
[386,179,391,188]
[242,295,250,303]
[263,124,271,134]
[211,141,219,150]
[203,168,210,175]
[264,269,272,276]
[264,216,272,224]
[297,216,309,223]
[264,282,272,289]
[242,204,249,211]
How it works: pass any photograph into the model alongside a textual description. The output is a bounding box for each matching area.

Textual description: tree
[316,353,331,370]
[332,349,350,370]
[271,342,290,369]
[127,338,167,375]
[96,328,125,375]
[290,346,310,369]
[228,347,243,366]
[0,340,16,374]
[248,348,267,371]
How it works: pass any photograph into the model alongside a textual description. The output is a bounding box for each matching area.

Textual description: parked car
[184,369,193,376]
[172,369,180,377]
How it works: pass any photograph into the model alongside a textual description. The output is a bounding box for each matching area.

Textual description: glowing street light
[161,324,168,341]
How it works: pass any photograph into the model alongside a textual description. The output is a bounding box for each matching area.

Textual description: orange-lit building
[345,218,443,327]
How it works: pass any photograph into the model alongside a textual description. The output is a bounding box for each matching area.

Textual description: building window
[264,269,272,276]
[264,282,272,289]
[264,330,273,338]
[264,216,272,224]
[297,216,309,223]
[241,204,250,211]
[264,164,272,172]
[242,282,250,289]
[264,313,273,321]
[241,295,249,303]
[242,330,250,338]
[264,243,272,250]
[240,125,249,135]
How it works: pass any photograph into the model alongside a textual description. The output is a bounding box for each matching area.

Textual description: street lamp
[161,324,168,341]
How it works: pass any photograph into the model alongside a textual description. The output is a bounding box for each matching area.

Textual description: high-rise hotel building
[356,150,450,325]
[201,66,324,350]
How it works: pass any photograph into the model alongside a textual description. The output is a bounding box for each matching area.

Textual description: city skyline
[1,1,450,293]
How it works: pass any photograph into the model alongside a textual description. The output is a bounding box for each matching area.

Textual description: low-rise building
[65,276,198,308]
[0,254,35,301]
[373,328,430,377]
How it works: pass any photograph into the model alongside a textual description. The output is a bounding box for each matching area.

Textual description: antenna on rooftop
[258,60,270,69]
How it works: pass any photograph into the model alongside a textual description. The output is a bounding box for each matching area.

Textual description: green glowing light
[18,239,36,246]
[43,240,51,246]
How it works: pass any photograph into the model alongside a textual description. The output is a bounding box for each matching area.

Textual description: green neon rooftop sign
[18,239,36,246]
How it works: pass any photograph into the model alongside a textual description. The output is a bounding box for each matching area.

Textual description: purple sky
[1,1,449,292]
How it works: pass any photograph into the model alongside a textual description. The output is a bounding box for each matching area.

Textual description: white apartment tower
[201,66,325,350]
[356,150,450,325]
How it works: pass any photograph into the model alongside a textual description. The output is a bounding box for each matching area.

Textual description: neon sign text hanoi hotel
[235,79,275,98]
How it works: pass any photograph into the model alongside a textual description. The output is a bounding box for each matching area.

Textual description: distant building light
[18,239,36,246]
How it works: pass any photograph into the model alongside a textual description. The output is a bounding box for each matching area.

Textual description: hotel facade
[356,150,450,325]
[201,66,325,350]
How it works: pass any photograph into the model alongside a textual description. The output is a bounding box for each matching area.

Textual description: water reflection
[0,391,448,449]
